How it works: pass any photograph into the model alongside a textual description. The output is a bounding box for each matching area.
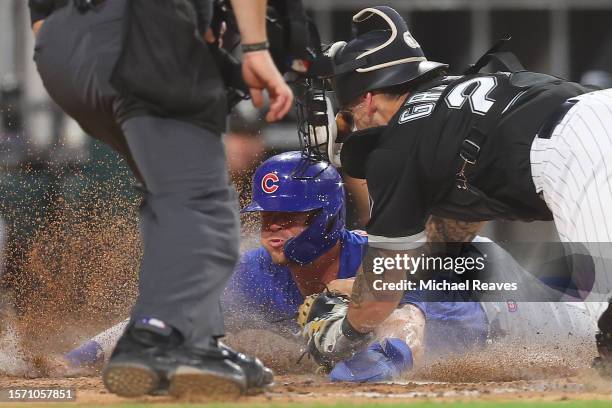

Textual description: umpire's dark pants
[33,0,239,349]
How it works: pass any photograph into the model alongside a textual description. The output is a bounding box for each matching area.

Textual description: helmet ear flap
[284,203,345,265]
[324,204,345,235]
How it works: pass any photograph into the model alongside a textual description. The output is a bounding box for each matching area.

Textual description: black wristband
[341,317,370,341]
[241,41,270,53]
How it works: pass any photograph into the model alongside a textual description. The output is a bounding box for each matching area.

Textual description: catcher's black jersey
[341,72,590,245]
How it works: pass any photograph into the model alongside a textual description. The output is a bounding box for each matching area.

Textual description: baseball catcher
[296,5,612,376]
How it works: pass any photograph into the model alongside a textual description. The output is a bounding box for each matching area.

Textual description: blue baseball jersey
[224,229,368,324]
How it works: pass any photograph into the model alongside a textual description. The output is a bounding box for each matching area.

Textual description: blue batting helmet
[242,151,345,265]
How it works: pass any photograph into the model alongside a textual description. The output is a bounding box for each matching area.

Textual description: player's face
[260,210,315,264]
[341,98,375,130]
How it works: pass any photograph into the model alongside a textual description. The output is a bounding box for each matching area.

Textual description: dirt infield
[0,372,612,406]
[1,324,611,406]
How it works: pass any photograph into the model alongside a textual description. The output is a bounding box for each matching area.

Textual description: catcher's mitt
[297,292,349,328]
[297,292,371,370]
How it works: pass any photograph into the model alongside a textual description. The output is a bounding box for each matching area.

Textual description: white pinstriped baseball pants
[531,89,612,300]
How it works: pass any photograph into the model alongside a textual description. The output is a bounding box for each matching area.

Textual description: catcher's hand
[298,292,372,370]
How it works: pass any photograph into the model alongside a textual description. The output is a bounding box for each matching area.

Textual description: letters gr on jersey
[399,104,435,123]
[261,173,280,194]
[445,76,498,115]
[398,87,445,124]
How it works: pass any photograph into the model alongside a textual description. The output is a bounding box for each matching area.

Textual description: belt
[536,100,577,140]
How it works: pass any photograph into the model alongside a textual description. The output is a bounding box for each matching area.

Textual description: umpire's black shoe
[165,346,247,399]
[219,342,274,393]
[102,319,246,399]
[593,301,612,377]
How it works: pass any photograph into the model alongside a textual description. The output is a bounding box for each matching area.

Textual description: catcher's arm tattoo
[349,267,368,311]
[347,247,418,333]
[425,215,486,242]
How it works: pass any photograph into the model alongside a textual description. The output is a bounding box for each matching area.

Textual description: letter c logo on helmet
[261,173,280,194]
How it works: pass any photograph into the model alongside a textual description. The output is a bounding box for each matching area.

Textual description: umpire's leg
[121,116,239,350]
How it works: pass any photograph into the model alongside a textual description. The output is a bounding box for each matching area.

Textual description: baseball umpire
[28,0,292,399]
[302,5,612,375]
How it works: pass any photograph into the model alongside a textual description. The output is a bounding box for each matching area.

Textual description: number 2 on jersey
[445,76,498,115]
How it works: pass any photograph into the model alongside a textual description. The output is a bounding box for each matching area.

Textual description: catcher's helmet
[328,6,448,107]
[242,151,345,265]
